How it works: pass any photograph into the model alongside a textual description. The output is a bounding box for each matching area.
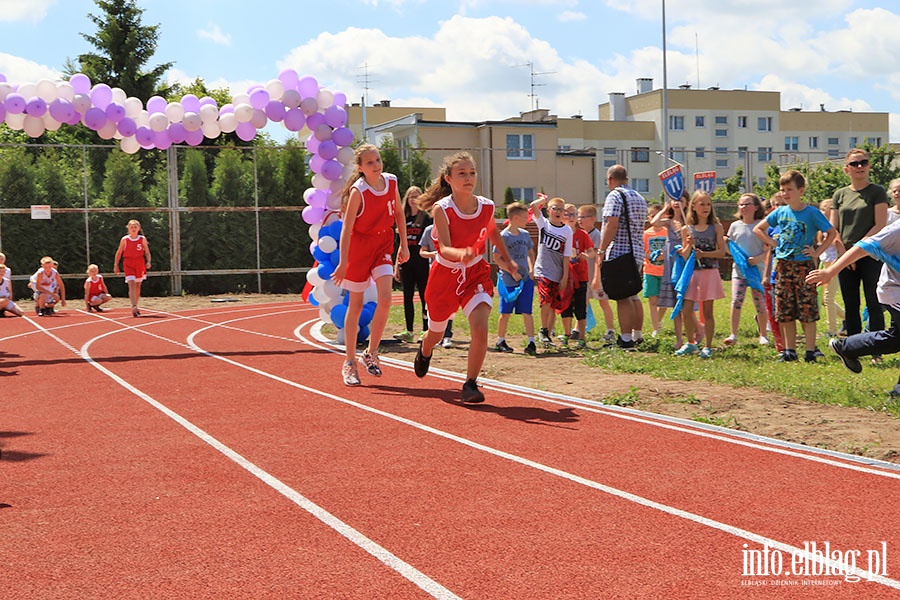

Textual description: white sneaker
[723,334,737,346]
[758,336,769,346]
[651,330,659,338]
[441,337,452,349]
[342,361,361,386]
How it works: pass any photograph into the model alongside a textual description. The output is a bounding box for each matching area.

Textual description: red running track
[2,301,900,599]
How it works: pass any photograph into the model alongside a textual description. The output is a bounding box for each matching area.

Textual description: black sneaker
[94,305,104,313]
[829,338,862,374]
[414,342,431,378]
[778,349,798,362]
[616,335,636,351]
[804,350,818,363]
[569,329,580,341]
[461,379,485,403]
[538,328,553,348]
[495,340,514,353]
[524,341,537,356]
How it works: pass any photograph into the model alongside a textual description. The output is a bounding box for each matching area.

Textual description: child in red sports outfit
[84,263,112,312]
[114,219,151,317]
[333,144,409,386]
[413,152,518,403]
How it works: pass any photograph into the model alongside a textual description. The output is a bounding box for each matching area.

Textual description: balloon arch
[0,69,370,343]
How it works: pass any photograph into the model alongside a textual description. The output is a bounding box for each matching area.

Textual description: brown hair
[778,169,806,190]
[339,143,380,214]
[578,204,597,218]
[845,148,869,162]
[418,151,476,211]
[734,193,765,220]
[506,202,528,217]
[685,190,720,226]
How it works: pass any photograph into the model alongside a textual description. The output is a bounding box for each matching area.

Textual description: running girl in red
[332,144,409,386]
[414,152,517,403]
[114,219,151,317]
[84,263,112,313]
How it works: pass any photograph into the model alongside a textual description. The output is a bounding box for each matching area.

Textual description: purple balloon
[181,94,201,113]
[283,108,305,131]
[332,127,354,147]
[322,159,343,181]
[199,96,217,107]
[147,95,166,114]
[265,100,286,122]
[298,76,319,99]
[66,111,82,126]
[306,112,325,130]
[90,84,112,109]
[135,126,154,147]
[117,117,137,137]
[235,121,257,142]
[105,102,125,123]
[278,68,300,90]
[306,135,321,154]
[185,128,204,146]
[153,129,172,150]
[5,93,25,114]
[332,92,347,107]
[167,122,187,144]
[25,97,47,117]
[219,103,234,115]
[324,105,347,128]
[318,140,338,161]
[48,99,74,123]
[249,88,270,110]
[69,73,91,95]
[83,107,107,130]
[309,154,325,173]
[0,74,6,83]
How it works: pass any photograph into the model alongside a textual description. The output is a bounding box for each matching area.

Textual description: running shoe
[360,352,382,377]
[414,342,431,378]
[393,331,414,343]
[539,329,554,348]
[674,343,699,356]
[495,340,514,353]
[342,361,361,386]
[441,337,453,349]
[700,347,713,359]
[524,341,537,356]
[602,329,616,344]
[829,338,861,374]
[758,336,769,346]
[723,334,737,346]
[461,379,485,404]
[778,349,799,362]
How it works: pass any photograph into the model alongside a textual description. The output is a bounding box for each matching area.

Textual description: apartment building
[346,80,889,203]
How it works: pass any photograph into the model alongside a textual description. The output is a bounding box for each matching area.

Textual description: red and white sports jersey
[432,195,496,258]
[122,235,146,259]
[351,173,397,236]
[86,275,107,297]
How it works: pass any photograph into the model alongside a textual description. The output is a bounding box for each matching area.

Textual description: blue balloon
[308,293,319,307]
[317,262,335,280]
[357,325,370,343]
[360,306,374,326]
[330,304,348,329]
[312,246,329,264]
[329,220,343,240]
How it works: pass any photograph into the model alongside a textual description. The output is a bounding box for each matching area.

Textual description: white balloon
[325,193,342,211]
[282,89,301,109]
[201,121,221,139]
[317,89,334,109]
[306,268,323,288]
[42,113,61,131]
[323,279,342,300]
[232,93,250,106]
[265,79,285,101]
[165,102,185,123]
[97,120,118,139]
[149,112,169,132]
[111,87,127,105]
[317,235,337,254]
[120,136,141,154]
[56,82,74,101]
[72,93,92,114]
[323,210,341,226]
[318,307,331,323]
[5,112,25,130]
[250,108,267,129]
[182,112,201,131]
[234,103,253,123]
[299,97,318,116]
[199,103,219,124]
[219,112,237,133]
[18,83,36,100]
[309,222,322,239]
[337,146,355,165]
[36,79,58,102]
[336,328,345,345]
[363,285,378,305]
[136,110,150,128]
[124,97,143,118]
[0,83,12,100]
[23,115,45,137]
[312,173,329,190]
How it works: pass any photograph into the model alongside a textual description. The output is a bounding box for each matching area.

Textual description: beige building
[348,80,889,203]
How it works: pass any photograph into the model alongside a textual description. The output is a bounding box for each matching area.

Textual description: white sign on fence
[31,205,51,220]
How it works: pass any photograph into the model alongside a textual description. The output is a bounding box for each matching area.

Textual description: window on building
[716,158,729,168]
[828,149,840,159]
[849,136,858,148]
[509,187,536,202]
[738,116,748,128]
[669,115,685,130]
[784,136,799,151]
[715,116,728,124]
[738,146,748,159]
[757,117,772,132]
[809,137,819,149]
[758,147,773,162]
[506,133,534,160]
[603,147,617,168]
[827,137,840,145]
[715,147,728,155]
[631,147,650,162]
[695,146,706,159]
[715,129,728,137]
[632,178,650,193]
[670,147,687,163]
[695,116,705,127]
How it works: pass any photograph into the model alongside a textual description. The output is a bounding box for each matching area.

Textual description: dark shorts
[536,276,568,311]
[560,281,587,319]
[774,259,819,323]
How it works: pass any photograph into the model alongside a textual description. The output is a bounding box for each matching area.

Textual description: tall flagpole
[662,0,669,163]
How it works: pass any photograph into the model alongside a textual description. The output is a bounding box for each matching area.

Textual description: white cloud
[0,53,60,84]
[198,23,232,47]
[0,0,55,22]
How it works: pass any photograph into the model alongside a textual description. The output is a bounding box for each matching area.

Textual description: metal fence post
[167,146,182,295]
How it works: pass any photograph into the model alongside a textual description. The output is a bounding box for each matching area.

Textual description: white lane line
[26,316,461,600]
[188,317,900,590]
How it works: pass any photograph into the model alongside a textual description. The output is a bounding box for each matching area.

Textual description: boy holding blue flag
[495,202,537,355]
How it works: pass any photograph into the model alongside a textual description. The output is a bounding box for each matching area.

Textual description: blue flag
[670,247,696,319]
[496,275,525,304]
[727,239,764,293]
[586,302,596,332]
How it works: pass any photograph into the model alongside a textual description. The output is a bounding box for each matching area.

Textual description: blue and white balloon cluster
[0,69,354,160]
[305,219,378,345]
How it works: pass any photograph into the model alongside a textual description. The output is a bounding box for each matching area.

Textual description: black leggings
[400,253,430,332]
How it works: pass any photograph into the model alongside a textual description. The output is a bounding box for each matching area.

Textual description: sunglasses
[847,159,869,168]
[548,206,564,212]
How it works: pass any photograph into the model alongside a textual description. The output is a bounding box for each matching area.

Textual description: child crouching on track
[0,253,23,317]
[414,151,517,403]
[84,264,112,312]
[32,256,66,316]
[333,144,409,386]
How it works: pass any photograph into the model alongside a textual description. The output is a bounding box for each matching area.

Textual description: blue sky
[1,0,899,142]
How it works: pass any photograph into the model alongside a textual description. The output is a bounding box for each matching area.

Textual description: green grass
[385,282,900,417]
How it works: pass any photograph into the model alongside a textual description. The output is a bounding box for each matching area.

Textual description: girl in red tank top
[114,219,151,317]
[413,152,518,404]
[332,144,409,386]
